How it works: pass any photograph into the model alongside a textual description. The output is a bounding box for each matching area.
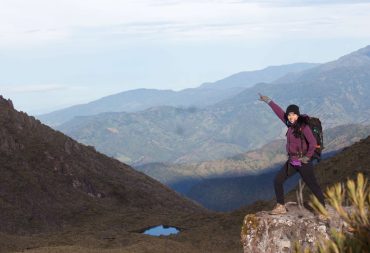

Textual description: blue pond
[143,225,180,236]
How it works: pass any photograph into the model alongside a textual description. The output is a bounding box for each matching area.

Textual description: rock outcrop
[241,203,345,253]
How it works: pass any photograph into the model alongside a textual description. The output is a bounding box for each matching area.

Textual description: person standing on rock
[258,93,325,215]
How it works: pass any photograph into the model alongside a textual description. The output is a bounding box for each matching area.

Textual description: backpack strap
[299,125,307,157]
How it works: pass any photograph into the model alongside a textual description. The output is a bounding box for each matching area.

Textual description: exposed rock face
[241,203,343,253]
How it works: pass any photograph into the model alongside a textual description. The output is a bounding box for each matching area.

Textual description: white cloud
[0,0,369,47]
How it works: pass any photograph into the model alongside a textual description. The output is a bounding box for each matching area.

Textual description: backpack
[301,116,324,162]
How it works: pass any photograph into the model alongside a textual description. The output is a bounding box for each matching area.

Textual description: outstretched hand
[258,93,271,103]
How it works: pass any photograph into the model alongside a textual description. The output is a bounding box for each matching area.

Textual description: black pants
[274,160,325,206]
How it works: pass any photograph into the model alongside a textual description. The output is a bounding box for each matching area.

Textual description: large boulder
[241,203,344,253]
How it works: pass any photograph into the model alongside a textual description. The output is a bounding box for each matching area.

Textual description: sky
[1,0,370,115]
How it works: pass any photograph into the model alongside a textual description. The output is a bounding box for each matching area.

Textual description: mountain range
[55,45,370,165]
[3,43,370,253]
[38,63,317,127]
[1,93,369,252]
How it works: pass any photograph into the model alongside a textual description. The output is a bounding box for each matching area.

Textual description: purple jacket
[268,100,317,159]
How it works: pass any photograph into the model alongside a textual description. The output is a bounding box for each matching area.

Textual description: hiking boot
[270,204,287,215]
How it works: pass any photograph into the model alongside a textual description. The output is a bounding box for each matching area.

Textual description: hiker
[259,93,325,215]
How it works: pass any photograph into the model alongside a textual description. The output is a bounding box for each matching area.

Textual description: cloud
[0,0,370,47]
[70,2,370,42]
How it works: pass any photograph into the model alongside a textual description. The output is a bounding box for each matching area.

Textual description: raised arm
[259,93,286,125]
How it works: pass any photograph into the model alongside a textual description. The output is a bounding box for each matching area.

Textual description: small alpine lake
[142,225,181,236]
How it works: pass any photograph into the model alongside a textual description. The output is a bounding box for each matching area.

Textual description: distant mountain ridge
[57,45,370,165]
[200,63,319,89]
[38,63,318,126]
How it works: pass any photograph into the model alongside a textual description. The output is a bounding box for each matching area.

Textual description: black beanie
[286,104,300,115]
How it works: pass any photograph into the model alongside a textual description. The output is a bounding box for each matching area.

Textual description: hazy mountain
[274,45,370,85]
[37,88,239,127]
[37,63,318,126]
[57,106,250,165]
[57,46,370,165]
[212,45,370,130]
[199,63,319,89]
